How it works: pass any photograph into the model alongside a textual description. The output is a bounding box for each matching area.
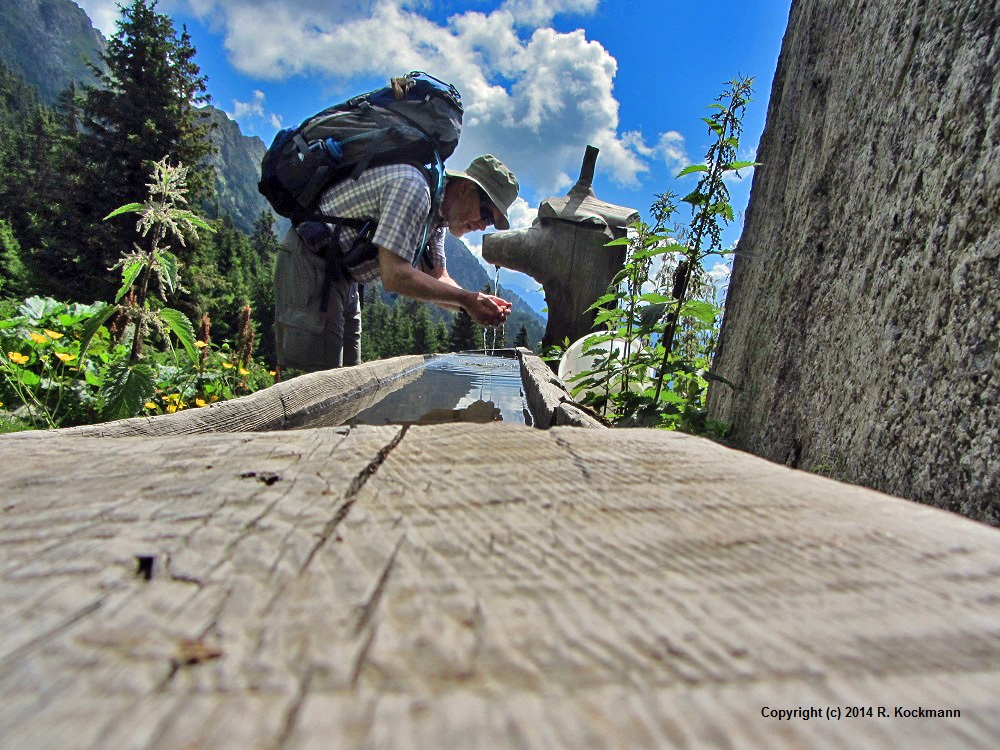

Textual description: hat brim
[447,169,511,230]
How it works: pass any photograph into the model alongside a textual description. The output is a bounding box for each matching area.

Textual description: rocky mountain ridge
[0,0,106,105]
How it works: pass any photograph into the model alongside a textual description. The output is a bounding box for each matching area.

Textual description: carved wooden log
[484,146,639,349]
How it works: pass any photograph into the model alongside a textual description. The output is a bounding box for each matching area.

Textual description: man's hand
[378,247,511,326]
[466,292,511,327]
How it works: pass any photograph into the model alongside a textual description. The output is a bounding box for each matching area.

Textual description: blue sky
[76,0,792,296]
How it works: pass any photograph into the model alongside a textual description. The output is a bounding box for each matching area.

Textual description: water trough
[10,348,603,439]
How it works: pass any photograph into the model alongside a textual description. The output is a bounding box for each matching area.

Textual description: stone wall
[708,0,999,524]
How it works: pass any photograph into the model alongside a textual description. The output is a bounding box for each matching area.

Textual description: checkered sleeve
[371,170,432,266]
[421,227,448,274]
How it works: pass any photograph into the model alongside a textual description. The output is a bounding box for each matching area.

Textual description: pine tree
[449,310,483,351]
[73,0,215,299]
[514,324,530,348]
[408,300,440,354]
[0,218,30,296]
[249,211,280,364]
[361,286,391,361]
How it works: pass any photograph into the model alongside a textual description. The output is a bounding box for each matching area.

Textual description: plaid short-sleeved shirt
[315,164,447,285]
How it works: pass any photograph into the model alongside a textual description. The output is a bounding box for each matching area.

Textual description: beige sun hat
[446,154,519,230]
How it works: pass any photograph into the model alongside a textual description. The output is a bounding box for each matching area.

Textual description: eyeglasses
[477,188,495,227]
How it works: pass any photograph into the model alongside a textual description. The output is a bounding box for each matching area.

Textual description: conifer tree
[449,310,483,351]
[408,300,440,354]
[514,324,530,349]
[73,0,214,298]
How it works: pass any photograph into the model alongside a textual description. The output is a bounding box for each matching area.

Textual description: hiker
[274,154,519,372]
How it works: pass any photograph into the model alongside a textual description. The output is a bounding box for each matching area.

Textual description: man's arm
[379,248,510,326]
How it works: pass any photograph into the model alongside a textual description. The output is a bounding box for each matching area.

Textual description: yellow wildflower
[166,404,178,413]
[43,329,64,339]
[195,398,207,408]
[239,367,249,376]
[29,332,48,344]
[195,340,208,349]
[7,352,28,365]
[165,393,181,402]
[269,370,276,376]
[54,352,77,363]
[144,402,157,410]
[222,362,234,369]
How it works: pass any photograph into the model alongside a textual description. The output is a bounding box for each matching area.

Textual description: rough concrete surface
[709,0,999,524]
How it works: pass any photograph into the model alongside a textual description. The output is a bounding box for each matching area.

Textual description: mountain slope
[0,0,105,105]
[0,1,277,234]
[200,105,277,234]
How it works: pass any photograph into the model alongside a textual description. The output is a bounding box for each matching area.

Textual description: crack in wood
[274,665,316,750]
[349,622,379,689]
[0,597,105,672]
[354,534,406,637]
[553,433,593,480]
[348,532,406,689]
[298,426,408,575]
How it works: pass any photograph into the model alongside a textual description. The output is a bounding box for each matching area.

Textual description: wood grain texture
[3,355,429,439]
[518,351,605,430]
[0,423,997,748]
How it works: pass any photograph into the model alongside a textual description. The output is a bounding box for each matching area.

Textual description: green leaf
[18,370,41,386]
[587,292,620,311]
[604,237,632,247]
[155,251,180,294]
[676,164,709,177]
[159,307,198,365]
[592,308,622,326]
[19,296,65,322]
[680,299,719,326]
[103,203,145,221]
[77,303,116,363]
[101,361,156,421]
[725,160,760,171]
[639,293,675,305]
[171,210,216,233]
[681,190,708,206]
[116,262,144,302]
[700,117,724,136]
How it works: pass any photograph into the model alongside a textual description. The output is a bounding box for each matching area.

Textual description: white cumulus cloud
[229,90,283,129]
[74,0,121,35]
[500,0,599,27]
[77,1,674,199]
[168,1,663,195]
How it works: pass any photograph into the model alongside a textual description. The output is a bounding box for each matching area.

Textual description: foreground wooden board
[0,424,998,749]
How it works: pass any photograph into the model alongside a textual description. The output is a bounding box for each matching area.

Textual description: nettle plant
[1,159,273,431]
[98,157,214,417]
[567,76,755,435]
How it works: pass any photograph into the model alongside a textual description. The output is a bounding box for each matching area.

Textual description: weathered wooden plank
[0,424,997,749]
[517,349,606,429]
[3,356,428,439]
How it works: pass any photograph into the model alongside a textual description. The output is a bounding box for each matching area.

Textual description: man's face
[445,179,499,237]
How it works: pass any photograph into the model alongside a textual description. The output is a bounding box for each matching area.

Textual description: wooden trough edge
[0,350,603,440]
[1,355,430,439]
[515,348,606,429]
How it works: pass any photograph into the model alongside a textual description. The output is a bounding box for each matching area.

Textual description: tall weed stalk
[568,76,756,434]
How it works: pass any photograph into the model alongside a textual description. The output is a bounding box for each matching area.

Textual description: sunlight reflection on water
[347,353,531,427]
